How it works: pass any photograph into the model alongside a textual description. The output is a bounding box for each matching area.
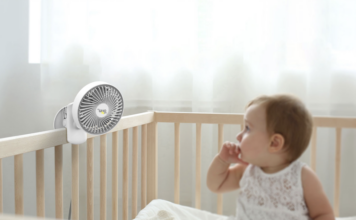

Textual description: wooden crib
[0,111,354,220]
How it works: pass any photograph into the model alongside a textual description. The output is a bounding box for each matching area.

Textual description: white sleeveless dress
[236,160,311,220]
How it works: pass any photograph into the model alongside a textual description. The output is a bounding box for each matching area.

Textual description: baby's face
[236,103,271,166]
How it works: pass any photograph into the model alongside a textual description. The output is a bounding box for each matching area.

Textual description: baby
[207,94,334,220]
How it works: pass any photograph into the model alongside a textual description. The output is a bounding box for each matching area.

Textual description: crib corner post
[147,121,158,204]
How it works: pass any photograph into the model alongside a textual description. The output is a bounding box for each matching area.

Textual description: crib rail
[154,112,356,217]
[155,112,244,214]
[0,111,154,220]
[0,111,356,219]
[0,112,154,159]
[0,214,65,220]
[310,116,356,217]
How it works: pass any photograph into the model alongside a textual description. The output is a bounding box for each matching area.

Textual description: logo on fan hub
[96,103,109,118]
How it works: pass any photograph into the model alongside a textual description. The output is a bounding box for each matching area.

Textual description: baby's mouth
[237,146,242,157]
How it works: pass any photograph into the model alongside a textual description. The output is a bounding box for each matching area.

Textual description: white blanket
[134,199,232,220]
[134,199,356,220]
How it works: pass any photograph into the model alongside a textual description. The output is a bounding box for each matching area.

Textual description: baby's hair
[247,94,313,163]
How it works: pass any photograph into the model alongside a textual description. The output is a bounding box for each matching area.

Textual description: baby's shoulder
[300,164,334,218]
[301,165,322,191]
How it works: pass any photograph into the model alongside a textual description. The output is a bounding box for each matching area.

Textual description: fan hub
[96,103,109,118]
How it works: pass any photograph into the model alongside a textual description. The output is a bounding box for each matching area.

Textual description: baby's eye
[245,125,250,131]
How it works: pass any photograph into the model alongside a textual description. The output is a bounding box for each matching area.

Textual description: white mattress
[134,199,356,220]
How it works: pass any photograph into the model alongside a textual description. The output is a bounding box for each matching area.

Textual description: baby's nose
[236,133,242,141]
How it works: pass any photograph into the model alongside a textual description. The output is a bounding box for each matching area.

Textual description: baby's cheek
[240,145,251,156]
[250,146,265,158]
[243,144,260,156]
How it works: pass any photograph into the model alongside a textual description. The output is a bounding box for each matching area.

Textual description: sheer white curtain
[40,0,356,219]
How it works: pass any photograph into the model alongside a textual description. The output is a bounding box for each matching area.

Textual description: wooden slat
[72,145,79,220]
[217,124,224,215]
[123,129,129,220]
[155,112,244,124]
[36,149,45,217]
[0,112,154,159]
[55,145,63,219]
[112,133,118,220]
[195,123,201,209]
[14,154,23,215]
[147,122,158,204]
[310,127,317,171]
[141,124,147,209]
[100,135,107,220]
[0,158,2,213]
[87,139,94,220]
[132,127,138,218]
[334,127,342,217]
[174,123,180,204]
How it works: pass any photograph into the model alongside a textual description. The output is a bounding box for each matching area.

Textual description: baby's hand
[218,141,248,165]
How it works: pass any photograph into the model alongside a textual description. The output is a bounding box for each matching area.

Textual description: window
[28,0,41,63]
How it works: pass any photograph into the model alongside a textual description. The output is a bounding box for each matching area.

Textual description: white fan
[53,81,124,144]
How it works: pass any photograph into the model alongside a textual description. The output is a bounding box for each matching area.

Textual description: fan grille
[78,84,123,134]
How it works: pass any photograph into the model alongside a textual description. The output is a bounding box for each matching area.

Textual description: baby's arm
[206,155,246,193]
[207,141,248,193]
[302,166,335,220]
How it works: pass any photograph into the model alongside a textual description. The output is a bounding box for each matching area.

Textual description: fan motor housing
[72,81,124,135]
[54,81,124,144]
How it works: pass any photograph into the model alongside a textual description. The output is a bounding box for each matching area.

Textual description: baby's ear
[268,134,285,153]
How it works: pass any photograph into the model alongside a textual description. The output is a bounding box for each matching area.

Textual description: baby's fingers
[229,142,239,155]
[227,142,234,154]
[223,142,233,154]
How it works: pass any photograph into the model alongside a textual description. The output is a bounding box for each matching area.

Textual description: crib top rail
[0,112,154,159]
[155,111,356,128]
[1,111,356,159]
[313,116,356,128]
[155,111,244,124]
